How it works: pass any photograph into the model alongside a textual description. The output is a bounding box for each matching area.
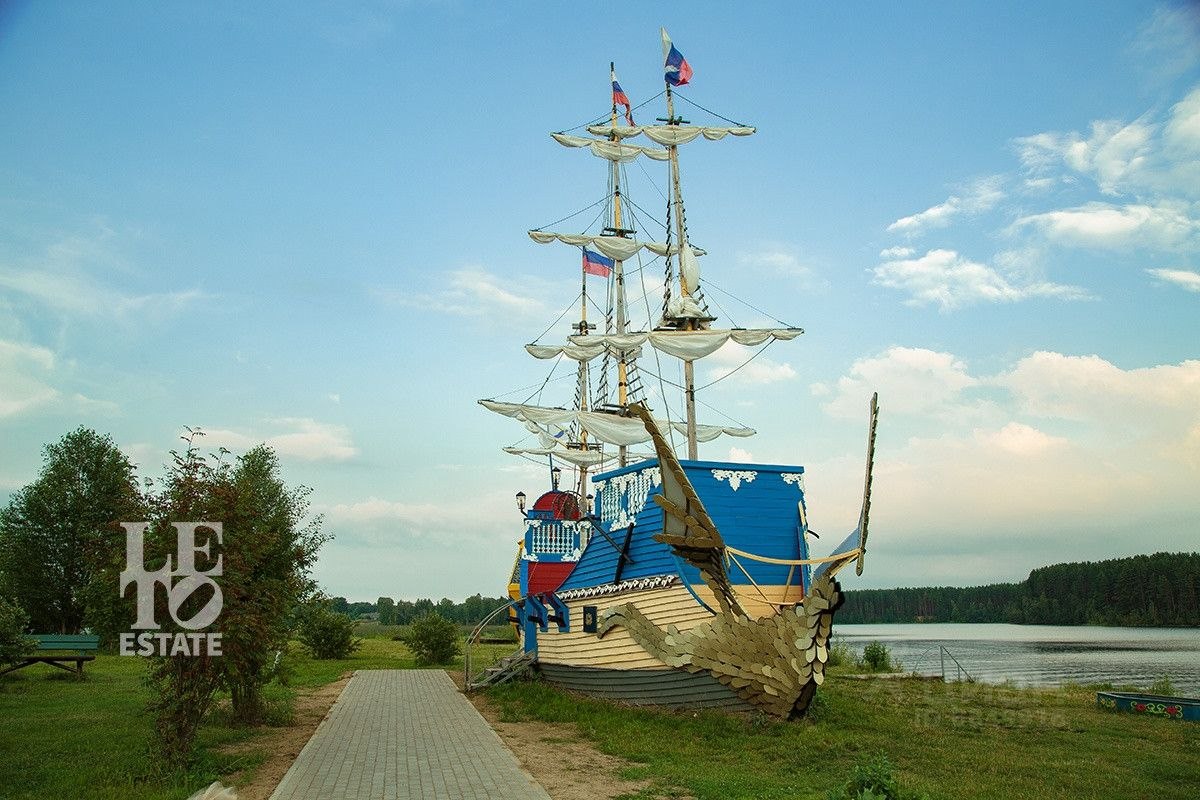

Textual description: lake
[835,623,1200,694]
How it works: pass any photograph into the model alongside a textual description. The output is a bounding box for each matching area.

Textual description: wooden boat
[477,30,879,719]
[1096,691,1200,721]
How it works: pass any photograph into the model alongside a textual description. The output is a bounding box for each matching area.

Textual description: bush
[1148,675,1175,695]
[827,639,853,668]
[402,612,461,666]
[826,752,929,800]
[861,641,897,672]
[0,596,34,666]
[298,604,361,660]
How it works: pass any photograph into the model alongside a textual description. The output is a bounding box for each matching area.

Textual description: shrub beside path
[269,669,550,800]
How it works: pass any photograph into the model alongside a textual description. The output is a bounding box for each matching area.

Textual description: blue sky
[1,2,1197,601]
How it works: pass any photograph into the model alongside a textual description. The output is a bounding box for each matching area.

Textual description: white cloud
[0,269,209,319]
[204,418,359,461]
[1146,267,1200,292]
[879,246,914,259]
[0,338,118,418]
[998,351,1200,433]
[872,248,1088,310]
[0,226,211,321]
[0,339,59,417]
[377,267,556,324]
[1130,5,1200,81]
[726,446,754,463]
[807,349,1200,557]
[1013,201,1199,251]
[1014,87,1200,199]
[886,176,1004,235]
[1164,86,1200,153]
[704,340,796,386]
[737,245,813,279]
[814,346,981,421]
[973,422,1068,456]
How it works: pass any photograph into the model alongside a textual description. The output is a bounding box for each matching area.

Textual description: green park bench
[0,634,100,677]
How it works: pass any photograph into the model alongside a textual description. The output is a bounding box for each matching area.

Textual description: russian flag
[611,67,634,126]
[661,28,693,87]
[582,248,614,278]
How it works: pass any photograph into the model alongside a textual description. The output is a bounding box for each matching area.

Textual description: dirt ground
[463,683,654,800]
[220,672,353,800]
[224,670,655,800]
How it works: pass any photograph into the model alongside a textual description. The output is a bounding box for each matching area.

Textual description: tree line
[838,552,1200,627]
[330,593,511,626]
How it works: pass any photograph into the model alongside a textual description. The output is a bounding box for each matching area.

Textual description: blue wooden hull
[558,458,811,597]
[1096,691,1200,721]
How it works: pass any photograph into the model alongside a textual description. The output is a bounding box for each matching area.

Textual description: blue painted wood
[1097,691,1200,721]
[558,458,811,592]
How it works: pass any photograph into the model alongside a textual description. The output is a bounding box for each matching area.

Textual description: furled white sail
[527,231,705,261]
[679,244,701,295]
[502,446,609,467]
[479,400,754,446]
[550,133,671,163]
[582,125,756,144]
[524,327,803,363]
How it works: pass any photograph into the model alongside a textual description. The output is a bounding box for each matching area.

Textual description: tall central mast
[663,83,700,460]
[609,62,634,466]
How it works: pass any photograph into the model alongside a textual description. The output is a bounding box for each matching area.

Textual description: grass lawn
[0,628,505,800]
[486,671,1200,800]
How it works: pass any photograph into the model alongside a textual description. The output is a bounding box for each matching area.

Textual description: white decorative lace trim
[711,469,757,491]
[782,472,805,491]
[556,574,678,601]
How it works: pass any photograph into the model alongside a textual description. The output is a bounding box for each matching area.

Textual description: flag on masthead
[661,28,693,86]
[611,67,635,126]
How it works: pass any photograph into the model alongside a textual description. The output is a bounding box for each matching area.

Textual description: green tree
[377,596,396,625]
[403,612,461,666]
[0,427,144,636]
[215,445,328,723]
[143,431,328,765]
[297,599,361,659]
[0,596,35,666]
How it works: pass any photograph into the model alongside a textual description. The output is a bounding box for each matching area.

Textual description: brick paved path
[270,670,551,800]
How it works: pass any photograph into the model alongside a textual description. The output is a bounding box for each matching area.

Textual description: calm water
[835,623,1200,694]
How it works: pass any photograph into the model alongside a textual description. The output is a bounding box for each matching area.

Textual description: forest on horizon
[838,552,1200,627]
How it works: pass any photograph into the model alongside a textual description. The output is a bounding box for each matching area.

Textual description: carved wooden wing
[626,403,746,617]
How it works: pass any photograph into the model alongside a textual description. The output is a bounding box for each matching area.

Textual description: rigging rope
[531,195,609,233]
[672,91,751,127]
[695,342,775,392]
[529,292,582,344]
[553,90,667,134]
[703,278,798,328]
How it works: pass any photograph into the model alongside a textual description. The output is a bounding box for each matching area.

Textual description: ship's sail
[485,56,786,472]
[550,126,754,162]
[527,230,704,260]
[526,327,803,363]
[478,400,754,446]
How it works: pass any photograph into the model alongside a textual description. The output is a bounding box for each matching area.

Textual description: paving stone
[270,670,550,800]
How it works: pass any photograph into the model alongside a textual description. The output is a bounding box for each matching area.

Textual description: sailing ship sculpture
[477,30,879,718]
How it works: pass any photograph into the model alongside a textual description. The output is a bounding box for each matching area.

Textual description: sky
[1,2,1198,602]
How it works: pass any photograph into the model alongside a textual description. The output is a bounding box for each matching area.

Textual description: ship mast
[574,233,594,495]
[608,62,635,466]
[663,83,700,460]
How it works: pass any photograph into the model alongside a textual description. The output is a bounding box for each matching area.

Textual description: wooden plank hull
[537,663,754,711]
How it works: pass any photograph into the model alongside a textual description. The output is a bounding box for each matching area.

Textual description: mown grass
[0,634,508,800]
[486,670,1200,800]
